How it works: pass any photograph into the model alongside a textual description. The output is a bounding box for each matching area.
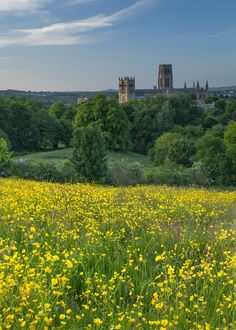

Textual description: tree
[105,104,131,151]
[48,103,73,148]
[149,132,195,167]
[167,138,195,166]
[195,134,226,184]
[72,126,107,182]
[149,133,179,166]
[225,100,236,121]
[132,100,173,154]
[224,122,236,184]
[224,121,236,145]
[74,95,131,151]
[48,102,67,119]
[172,125,204,141]
[0,129,11,149]
[0,138,11,164]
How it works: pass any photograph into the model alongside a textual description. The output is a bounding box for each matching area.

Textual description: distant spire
[196,80,200,90]
[193,81,196,89]
[184,81,187,89]
[206,79,209,90]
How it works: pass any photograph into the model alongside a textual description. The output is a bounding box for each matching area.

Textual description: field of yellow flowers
[0,179,235,330]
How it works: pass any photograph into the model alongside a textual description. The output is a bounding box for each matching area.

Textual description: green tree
[0,128,11,149]
[74,95,131,151]
[225,100,236,121]
[150,132,195,167]
[0,138,11,163]
[48,103,73,148]
[195,134,226,184]
[72,126,107,182]
[224,122,236,184]
[224,121,236,145]
[105,104,131,151]
[149,133,179,166]
[172,125,204,141]
[167,138,196,166]
[48,102,67,119]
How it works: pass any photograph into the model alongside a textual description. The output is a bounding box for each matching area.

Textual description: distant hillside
[0,89,117,106]
[210,86,236,91]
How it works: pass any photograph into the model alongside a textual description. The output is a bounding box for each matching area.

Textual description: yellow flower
[44,317,52,325]
[94,318,103,326]
[44,303,50,308]
[59,314,66,320]
[45,267,52,274]
[161,319,168,327]
[21,321,26,327]
[66,260,73,269]
[155,252,166,262]
[51,278,58,286]
[115,325,122,329]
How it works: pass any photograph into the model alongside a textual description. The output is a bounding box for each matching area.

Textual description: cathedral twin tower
[118,64,208,104]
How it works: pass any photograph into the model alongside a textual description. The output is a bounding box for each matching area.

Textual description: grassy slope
[13,148,151,170]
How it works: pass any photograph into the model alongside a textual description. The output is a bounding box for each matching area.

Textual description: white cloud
[0,0,157,47]
[0,0,51,12]
[110,0,155,21]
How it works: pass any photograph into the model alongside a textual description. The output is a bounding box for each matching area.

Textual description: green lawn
[13,148,151,170]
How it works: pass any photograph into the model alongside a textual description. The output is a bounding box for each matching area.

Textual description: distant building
[118,65,210,104]
[196,80,209,100]
[118,77,135,104]
[158,64,173,93]
[77,96,89,104]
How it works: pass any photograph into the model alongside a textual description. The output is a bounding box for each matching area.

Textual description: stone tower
[158,64,173,93]
[118,77,135,104]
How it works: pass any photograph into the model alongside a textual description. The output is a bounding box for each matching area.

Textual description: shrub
[61,161,79,183]
[108,160,143,186]
[141,164,210,187]
[2,161,66,183]
[37,164,62,182]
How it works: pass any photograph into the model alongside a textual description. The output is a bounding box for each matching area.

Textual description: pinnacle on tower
[196,80,200,90]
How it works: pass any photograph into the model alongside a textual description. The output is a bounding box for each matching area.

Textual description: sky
[0,0,235,91]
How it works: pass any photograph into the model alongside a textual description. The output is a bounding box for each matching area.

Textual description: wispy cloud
[209,27,236,38]
[0,0,156,47]
[0,0,52,12]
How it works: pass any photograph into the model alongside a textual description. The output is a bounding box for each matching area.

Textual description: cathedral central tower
[158,64,173,93]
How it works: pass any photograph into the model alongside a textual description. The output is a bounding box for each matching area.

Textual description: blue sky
[0,0,235,91]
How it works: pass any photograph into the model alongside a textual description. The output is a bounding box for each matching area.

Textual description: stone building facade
[118,65,210,103]
[118,77,135,104]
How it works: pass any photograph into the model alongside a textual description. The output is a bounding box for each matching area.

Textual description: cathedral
[118,64,209,104]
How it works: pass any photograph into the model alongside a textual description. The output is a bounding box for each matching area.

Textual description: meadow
[0,179,235,329]
[13,149,151,171]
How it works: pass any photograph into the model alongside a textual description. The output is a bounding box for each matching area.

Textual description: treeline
[73,94,236,186]
[0,94,236,186]
[0,98,75,151]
